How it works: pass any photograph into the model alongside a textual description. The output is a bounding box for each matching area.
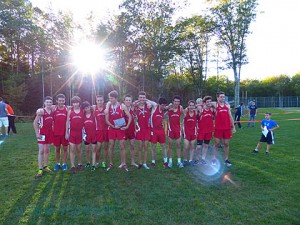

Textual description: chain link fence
[237,96,300,108]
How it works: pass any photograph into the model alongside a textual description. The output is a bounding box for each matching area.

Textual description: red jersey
[215,103,231,130]
[39,108,53,135]
[198,108,214,133]
[150,106,164,130]
[135,104,151,130]
[108,103,125,127]
[168,105,181,132]
[125,106,135,132]
[94,105,108,130]
[183,111,197,135]
[53,106,67,136]
[69,108,84,132]
[83,112,96,136]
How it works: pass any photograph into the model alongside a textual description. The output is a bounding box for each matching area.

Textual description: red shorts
[197,132,213,141]
[168,130,181,139]
[69,131,82,145]
[151,129,166,144]
[96,130,108,142]
[108,128,126,141]
[135,128,151,141]
[183,133,196,141]
[37,131,53,144]
[125,128,135,140]
[214,129,232,139]
[85,133,97,144]
[53,135,69,146]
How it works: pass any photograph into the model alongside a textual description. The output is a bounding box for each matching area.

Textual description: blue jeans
[248,115,256,127]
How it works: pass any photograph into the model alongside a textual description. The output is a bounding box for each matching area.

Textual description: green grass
[0,108,299,225]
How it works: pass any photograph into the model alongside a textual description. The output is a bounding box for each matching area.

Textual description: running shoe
[106,163,113,171]
[85,163,91,169]
[253,149,259,153]
[95,162,100,168]
[225,159,232,167]
[53,163,61,171]
[91,166,96,172]
[189,161,195,167]
[71,167,76,174]
[122,164,129,172]
[265,151,269,156]
[163,162,169,169]
[150,162,155,168]
[62,164,68,171]
[178,162,184,168]
[143,164,150,169]
[102,162,107,170]
[183,160,188,167]
[43,166,53,173]
[200,159,207,165]
[36,169,43,177]
[211,159,217,166]
[194,160,200,165]
[138,164,143,170]
[168,162,173,168]
[77,164,83,171]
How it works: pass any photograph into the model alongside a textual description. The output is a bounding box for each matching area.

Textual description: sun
[71,41,106,74]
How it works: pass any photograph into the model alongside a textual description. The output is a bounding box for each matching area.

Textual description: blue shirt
[235,105,242,115]
[248,105,257,115]
[261,119,278,130]
[0,101,7,117]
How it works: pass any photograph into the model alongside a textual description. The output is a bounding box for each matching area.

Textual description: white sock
[164,157,167,163]
[152,160,155,163]
[169,158,172,163]
[177,158,181,163]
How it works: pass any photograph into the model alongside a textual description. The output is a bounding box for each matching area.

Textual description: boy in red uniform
[93,95,109,169]
[182,100,197,166]
[52,94,69,171]
[167,95,184,168]
[65,96,84,174]
[150,97,168,168]
[124,95,138,167]
[211,91,235,167]
[82,101,97,171]
[105,90,132,171]
[195,96,214,165]
[33,96,54,177]
[134,91,153,169]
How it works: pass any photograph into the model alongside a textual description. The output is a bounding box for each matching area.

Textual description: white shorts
[0,117,9,127]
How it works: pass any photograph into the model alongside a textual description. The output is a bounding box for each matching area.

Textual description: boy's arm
[121,104,132,130]
[65,110,71,140]
[227,105,236,133]
[146,99,157,109]
[33,109,43,139]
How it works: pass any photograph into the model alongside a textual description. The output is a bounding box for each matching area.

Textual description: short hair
[172,95,181,101]
[188,100,196,105]
[56,93,65,100]
[203,96,212,103]
[265,112,272,115]
[138,91,146,96]
[81,101,91,109]
[96,95,104,99]
[0,97,3,101]
[240,102,244,105]
[108,90,118,99]
[216,91,225,97]
[158,97,167,105]
[124,94,133,100]
[196,98,202,104]
[71,96,81,104]
[44,96,53,102]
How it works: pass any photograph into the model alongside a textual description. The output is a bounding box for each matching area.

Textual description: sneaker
[91,166,96,172]
[62,164,68,171]
[150,162,155,168]
[43,166,53,173]
[178,162,184,168]
[265,151,269,156]
[85,163,91,169]
[163,162,169,168]
[36,169,43,177]
[194,160,200,165]
[183,160,188,167]
[95,162,100,168]
[53,163,61,171]
[211,159,217,166]
[71,167,76,174]
[189,161,195,166]
[102,162,107,170]
[0,134,3,138]
[168,161,173,168]
[225,159,232,167]
[253,149,259,153]
[131,163,138,168]
[143,164,150,169]
[77,164,83,171]
[5,134,9,137]
[138,164,143,170]
[106,163,113,171]
[122,164,129,172]
[200,159,207,165]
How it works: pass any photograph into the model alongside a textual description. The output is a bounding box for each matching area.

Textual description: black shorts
[259,131,274,144]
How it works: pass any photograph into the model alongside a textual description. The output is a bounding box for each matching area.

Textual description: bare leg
[70,143,76,167]
[143,141,148,164]
[189,140,196,161]
[62,145,68,164]
[76,144,82,165]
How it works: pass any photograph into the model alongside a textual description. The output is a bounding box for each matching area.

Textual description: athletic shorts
[151,129,166,144]
[0,117,9,127]
[53,135,69,147]
[183,133,196,141]
[214,129,232,139]
[69,131,82,145]
[96,130,108,142]
[197,132,213,141]
[108,128,126,141]
[37,131,53,144]
[168,130,181,140]
[259,131,274,144]
[135,128,151,141]
[125,129,135,140]
[85,133,97,144]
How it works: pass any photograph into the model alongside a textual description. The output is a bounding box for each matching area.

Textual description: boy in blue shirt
[253,112,279,155]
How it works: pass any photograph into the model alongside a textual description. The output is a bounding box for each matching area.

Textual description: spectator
[0,97,9,137]
[5,101,17,134]
[248,101,258,127]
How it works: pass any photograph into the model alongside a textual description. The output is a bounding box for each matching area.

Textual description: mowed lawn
[0,108,299,225]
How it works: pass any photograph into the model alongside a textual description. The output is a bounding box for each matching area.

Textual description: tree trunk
[233,68,240,105]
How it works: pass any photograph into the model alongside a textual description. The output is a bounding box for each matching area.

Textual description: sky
[30,0,300,80]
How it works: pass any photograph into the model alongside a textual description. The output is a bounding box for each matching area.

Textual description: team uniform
[150,106,166,144]
[168,106,181,139]
[108,103,126,140]
[197,108,214,141]
[38,108,53,144]
[83,112,97,145]
[69,109,84,144]
[182,111,197,141]
[53,106,69,146]
[259,119,278,144]
[94,105,108,142]
[214,103,232,139]
[135,105,151,141]
[125,107,135,140]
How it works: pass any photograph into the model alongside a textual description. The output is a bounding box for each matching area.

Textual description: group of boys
[34,90,267,177]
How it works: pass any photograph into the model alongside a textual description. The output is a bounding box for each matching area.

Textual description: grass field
[0,108,299,225]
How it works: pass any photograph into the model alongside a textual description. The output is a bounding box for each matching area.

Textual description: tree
[209,0,258,105]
